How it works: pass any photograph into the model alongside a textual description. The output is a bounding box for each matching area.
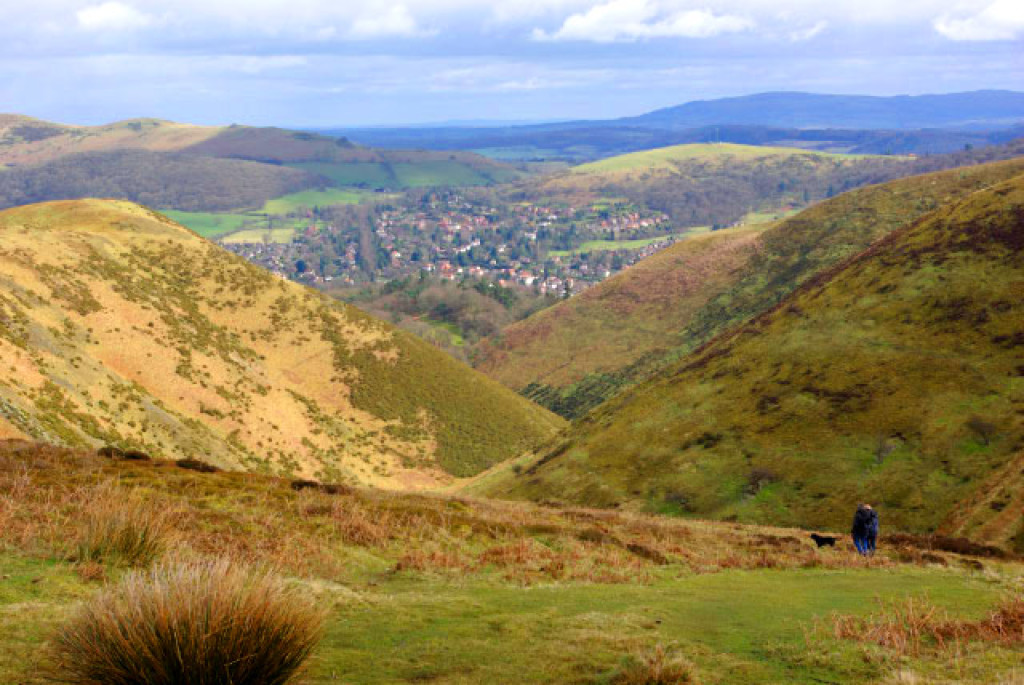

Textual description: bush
[69,492,171,567]
[51,560,325,685]
[610,644,699,684]
[176,458,220,473]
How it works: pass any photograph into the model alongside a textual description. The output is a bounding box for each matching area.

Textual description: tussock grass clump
[609,644,699,684]
[829,595,1024,657]
[175,457,220,473]
[51,559,325,685]
[69,489,172,567]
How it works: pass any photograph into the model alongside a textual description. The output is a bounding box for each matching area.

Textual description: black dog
[810,533,839,548]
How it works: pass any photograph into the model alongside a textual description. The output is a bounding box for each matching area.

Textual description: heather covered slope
[0,200,562,485]
[478,157,1024,419]
[475,173,1024,549]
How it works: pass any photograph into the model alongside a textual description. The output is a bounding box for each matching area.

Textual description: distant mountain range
[330,91,1024,162]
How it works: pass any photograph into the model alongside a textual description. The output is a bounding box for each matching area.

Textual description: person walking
[865,505,879,555]
[851,503,874,556]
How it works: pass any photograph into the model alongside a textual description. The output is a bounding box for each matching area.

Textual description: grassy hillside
[478,157,1024,418]
[0,150,318,212]
[0,117,219,167]
[475,227,767,417]
[2,442,1021,684]
[0,199,561,485]
[475,172,1024,550]
[572,143,879,175]
[530,142,913,229]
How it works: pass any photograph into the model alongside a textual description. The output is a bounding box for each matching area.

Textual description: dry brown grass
[610,644,699,684]
[828,595,1024,657]
[50,559,325,685]
[0,442,1005,588]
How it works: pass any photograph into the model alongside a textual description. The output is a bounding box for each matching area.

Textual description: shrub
[69,492,171,567]
[50,560,325,685]
[610,644,699,684]
[176,458,220,473]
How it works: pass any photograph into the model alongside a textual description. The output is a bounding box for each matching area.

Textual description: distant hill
[335,91,1024,162]
[0,199,562,485]
[478,155,1024,418]
[0,116,521,212]
[626,90,1024,130]
[473,165,1024,550]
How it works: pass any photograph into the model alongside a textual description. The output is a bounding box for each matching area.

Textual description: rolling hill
[0,116,521,213]
[336,91,1024,162]
[473,168,1024,550]
[531,142,913,228]
[0,199,562,486]
[477,156,1024,418]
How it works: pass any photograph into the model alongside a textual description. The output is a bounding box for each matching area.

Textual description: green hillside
[0,199,562,484]
[572,143,881,175]
[477,157,1024,418]
[530,142,915,230]
[474,171,1024,550]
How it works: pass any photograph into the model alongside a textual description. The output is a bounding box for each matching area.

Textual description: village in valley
[220,190,680,296]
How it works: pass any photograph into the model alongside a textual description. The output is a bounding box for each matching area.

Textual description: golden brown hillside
[0,200,562,486]
[0,117,220,167]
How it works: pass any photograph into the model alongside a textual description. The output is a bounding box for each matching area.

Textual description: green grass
[160,210,250,238]
[2,547,1016,685]
[219,227,297,244]
[310,568,1007,684]
[260,188,368,214]
[548,231,703,257]
[288,162,397,188]
[391,161,491,187]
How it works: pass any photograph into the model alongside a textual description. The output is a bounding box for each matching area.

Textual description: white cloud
[350,4,432,38]
[533,0,753,42]
[934,0,1024,41]
[76,2,152,32]
[788,19,826,42]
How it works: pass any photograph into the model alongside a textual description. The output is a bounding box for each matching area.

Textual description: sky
[1,0,1022,127]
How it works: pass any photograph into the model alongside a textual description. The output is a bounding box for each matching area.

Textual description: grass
[219,227,298,244]
[159,210,250,238]
[547,231,702,257]
[260,188,368,214]
[285,160,515,189]
[1,443,1021,684]
[573,143,888,175]
[51,559,324,685]
[287,161,397,187]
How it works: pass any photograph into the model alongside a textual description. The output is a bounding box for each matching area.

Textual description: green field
[261,188,369,214]
[548,230,700,257]
[289,162,397,188]
[219,227,298,244]
[160,210,251,238]
[287,160,518,190]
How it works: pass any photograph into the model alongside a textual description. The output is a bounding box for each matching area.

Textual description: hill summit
[0,200,562,486]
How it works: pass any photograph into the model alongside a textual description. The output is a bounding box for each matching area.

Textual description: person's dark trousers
[867,533,877,555]
[853,536,869,555]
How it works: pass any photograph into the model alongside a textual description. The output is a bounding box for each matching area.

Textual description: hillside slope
[474,226,766,418]
[534,143,912,228]
[479,157,1024,418]
[475,173,1024,549]
[0,200,561,486]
